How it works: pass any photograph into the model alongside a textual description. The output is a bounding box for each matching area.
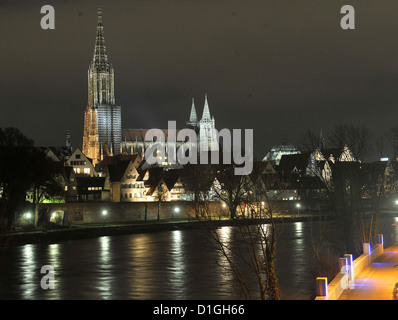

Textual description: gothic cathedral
[83,8,218,165]
[82,7,122,165]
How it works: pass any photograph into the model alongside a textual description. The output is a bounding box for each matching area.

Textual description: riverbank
[1,213,334,246]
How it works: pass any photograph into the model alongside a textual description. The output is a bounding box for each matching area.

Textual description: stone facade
[82,7,121,165]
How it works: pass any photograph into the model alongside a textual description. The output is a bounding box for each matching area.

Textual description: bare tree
[328,122,373,162]
[179,162,216,219]
[188,161,282,300]
[386,125,398,160]
[374,135,386,159]
[299,129,320,152]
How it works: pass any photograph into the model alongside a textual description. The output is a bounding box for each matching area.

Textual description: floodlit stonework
[82,7,121,166]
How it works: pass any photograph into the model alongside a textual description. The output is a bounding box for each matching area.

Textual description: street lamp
[50,212,57,223]
[173,207,180,220]
[296,203,301,216]
[102,210,107,226]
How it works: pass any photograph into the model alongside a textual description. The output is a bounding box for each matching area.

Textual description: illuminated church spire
[199,94,218,152]
[201,94,211,121]
[83,7,121,165]
[88,6,115,108]
[92,7,110,72]
[188,98,198,127]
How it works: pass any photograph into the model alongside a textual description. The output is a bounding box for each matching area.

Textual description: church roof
[122,128,182,142]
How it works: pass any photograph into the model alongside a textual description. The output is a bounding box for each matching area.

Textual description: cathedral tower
[82,7,121,165]
[199,94,219,152]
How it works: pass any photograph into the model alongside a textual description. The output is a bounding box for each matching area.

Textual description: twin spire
[188,94,213,126]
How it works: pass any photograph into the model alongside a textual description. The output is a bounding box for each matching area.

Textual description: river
[1,216,397,300]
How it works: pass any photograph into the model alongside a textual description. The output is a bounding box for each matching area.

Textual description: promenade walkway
[339,245,398,300]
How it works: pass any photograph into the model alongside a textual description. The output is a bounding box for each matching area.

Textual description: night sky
[1,0,398,160]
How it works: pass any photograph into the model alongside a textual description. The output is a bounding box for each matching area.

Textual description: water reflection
[47,244,61,299]
[98,236,112,299]
[128,233,155,299]
[217,226,231,244]
[169,230,186,298]
[21,244,36,300]
[1,217,397,300]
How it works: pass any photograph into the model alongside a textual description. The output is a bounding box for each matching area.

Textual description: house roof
[107,160,132,182]
[136,167,181,196]
[39,146,73,162]
[277,153,311,173]
[96,153,138,173]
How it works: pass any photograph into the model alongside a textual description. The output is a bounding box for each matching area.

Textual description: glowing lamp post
[173,207,180,219]
[296,203,301,217]
[25,212,33,225]
[102,210,108,226]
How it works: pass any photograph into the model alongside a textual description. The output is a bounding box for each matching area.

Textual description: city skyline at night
[2,1,398,161]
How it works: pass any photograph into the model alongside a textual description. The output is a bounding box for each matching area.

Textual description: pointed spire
[97,6,103,24]
[92,6,110,72]
[189,98,198,124]
[201,94,211,121]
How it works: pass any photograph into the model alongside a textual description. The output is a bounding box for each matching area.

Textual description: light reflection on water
[0,217,397,300]
[98,236,112,299]
[47,244,61,299]
[21,244,36,300]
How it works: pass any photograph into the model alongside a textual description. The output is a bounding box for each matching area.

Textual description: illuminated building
[187,94,219,152]
[262,143,300,165]
[82,7,122,166]
[121,95,219,161]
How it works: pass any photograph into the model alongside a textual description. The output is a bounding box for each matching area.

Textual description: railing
[315,234,384,300]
